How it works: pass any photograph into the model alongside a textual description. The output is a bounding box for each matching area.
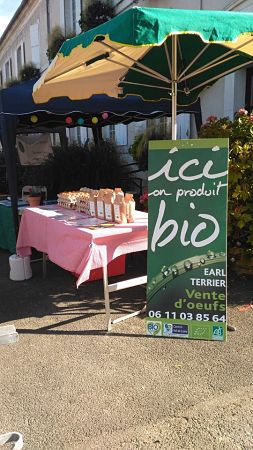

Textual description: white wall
[113,0,234,11]
[224,0,253,11]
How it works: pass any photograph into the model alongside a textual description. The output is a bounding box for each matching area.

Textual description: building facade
[0,0,83,85]
[0,0,253,155]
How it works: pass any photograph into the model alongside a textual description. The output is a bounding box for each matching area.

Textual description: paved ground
[0,249,252,450]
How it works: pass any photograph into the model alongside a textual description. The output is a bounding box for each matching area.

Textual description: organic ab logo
[147,321,162,336]
[212,326,224,340]
[191,325,210,339]
[193,327,206,336]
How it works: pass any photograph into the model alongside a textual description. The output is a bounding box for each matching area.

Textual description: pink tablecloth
[16,205,148,287]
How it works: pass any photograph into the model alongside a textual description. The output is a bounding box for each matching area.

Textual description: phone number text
[148,311,226,322]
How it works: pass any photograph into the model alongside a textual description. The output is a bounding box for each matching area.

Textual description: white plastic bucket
[9,254,32,281]
[0,432,23,449]
[0,325,19,345]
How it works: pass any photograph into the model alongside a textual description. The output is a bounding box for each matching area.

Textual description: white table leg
[102,253,147,331]
[102,263,112,332]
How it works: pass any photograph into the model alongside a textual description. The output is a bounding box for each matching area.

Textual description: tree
[79,0,115,32]
[46,26,68,62]
[129,125,171,170]
[19,64,40,81]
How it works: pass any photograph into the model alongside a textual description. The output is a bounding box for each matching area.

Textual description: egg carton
[57,198,77,209]
[76,198,90,214]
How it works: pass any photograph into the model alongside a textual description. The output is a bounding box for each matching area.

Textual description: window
[5,59,12,81]
[64,0,79,34]
[77,126,81,145]
[76,0,81,33]
[4,62,9,81]
[177,114,190,139]
[115,124,127,146]
[69,127,78,143]
[109,124,116,142]
[245,67,253,112]
[30,23,40,67]
[159,116,169,136]
[104,124,128,145]
[46,0,51,34]
[64,0,77,35]
[16,45,22,77]
[72,0,76,32]
[23,42,26,64]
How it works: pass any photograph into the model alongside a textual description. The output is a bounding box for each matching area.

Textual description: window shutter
[30,23,40,67]
[5,61,10,80]
[115,124,127,146]
[64,0,73,35]
[17,46,22,76]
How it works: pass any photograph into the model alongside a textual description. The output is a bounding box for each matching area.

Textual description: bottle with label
[96,189,106,220]
[125,193,136,223]
[104,191,115,222]
[89,190,98,217]
[113,192,127,224]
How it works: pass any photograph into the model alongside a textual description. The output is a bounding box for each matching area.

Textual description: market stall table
[0,199,29,253]
[16,205,148,331]
[0,199,57,253]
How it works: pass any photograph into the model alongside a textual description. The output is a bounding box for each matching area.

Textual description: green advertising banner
[146,139,229,341]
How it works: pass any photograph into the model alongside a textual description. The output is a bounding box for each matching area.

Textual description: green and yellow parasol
[33,7,253,138]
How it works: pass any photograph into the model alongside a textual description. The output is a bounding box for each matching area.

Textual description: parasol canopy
[0,78,201,134]
[33,7,253,138]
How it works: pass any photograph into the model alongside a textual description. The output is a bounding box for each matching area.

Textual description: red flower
[206,115,217,122]
[140,192,148,204]
[237,108,248,116]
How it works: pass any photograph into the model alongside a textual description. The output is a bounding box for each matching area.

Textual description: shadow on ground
[1,249,252,336]
[0,250,147,335]
[227,271,253,306]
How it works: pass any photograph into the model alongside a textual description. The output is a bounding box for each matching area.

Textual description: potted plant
[79,0,115,32]
[26,188,42,207]
[46,26,72,62]
[19,63,40,81]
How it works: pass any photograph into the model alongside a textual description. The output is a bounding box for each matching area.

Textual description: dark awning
[0,78,202,133]
[0,78,202,245]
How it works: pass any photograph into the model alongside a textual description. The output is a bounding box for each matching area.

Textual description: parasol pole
[172,34,177,140]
